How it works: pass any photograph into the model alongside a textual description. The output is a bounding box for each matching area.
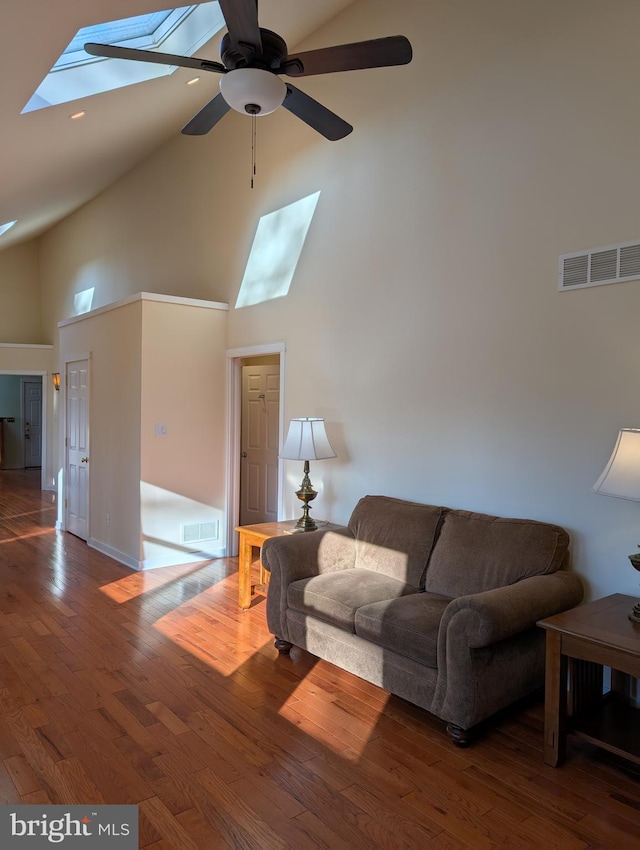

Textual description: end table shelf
[573,694,640,763]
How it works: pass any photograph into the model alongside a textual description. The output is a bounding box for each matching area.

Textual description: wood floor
[0,471,638,849]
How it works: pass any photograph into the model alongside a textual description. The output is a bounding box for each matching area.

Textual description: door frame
[59,353,92,535]
[225,342,286,557]
[0,370,48,489]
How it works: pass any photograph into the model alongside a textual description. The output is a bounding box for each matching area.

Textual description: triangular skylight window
[0,221,17,238]
[22,3,225,113]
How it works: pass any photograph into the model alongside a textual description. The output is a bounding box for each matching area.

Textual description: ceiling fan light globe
[219,68,286,116]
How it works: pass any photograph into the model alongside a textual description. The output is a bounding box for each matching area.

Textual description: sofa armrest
[438,570,585,650]
[431,571,584,730]
[263,526,355,641]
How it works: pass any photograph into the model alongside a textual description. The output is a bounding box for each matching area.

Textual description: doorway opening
[239,355,280,526]
[0,371,48,490]
[226,343,286,557]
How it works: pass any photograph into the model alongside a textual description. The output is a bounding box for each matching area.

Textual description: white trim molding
[58,292,229,328]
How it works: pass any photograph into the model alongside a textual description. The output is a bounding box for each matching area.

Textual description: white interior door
[65,359,90,540]
[240,364,280,525]
[23,379,42,468]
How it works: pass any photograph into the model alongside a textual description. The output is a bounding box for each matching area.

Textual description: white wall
[27,0,640,598]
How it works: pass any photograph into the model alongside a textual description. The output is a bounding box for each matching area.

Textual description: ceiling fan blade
[279,36,412,77]
[217,0,262,59]
[182,93,231,135]
[84,42,225,74]
[282,84,352,141]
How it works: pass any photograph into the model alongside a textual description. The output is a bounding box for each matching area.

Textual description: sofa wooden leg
[446,724,473,747]
[274,637,293,654]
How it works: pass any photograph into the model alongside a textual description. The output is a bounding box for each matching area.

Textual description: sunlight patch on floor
[99,561,215,602]
[0,527,54,544]
[276,682,389,759]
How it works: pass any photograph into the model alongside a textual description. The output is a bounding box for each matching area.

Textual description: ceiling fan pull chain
[251,113,257,189]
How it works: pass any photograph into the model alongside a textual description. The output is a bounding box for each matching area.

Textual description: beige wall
[0,241,43,343]
[59,299,143,564]
[16,0,640,598]
[58,295,228,569]
[140,298,228,568]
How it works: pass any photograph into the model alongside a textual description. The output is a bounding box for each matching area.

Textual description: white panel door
[240,364,280,525]
[23,380,42,468]
[66,360,90,540]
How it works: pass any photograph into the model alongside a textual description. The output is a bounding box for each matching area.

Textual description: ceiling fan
[84,0,412,141]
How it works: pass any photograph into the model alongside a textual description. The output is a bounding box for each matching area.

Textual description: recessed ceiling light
[70,110,86,120]
[186,77,200,86]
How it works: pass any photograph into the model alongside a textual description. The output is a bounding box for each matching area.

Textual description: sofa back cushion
[348,495,444,588]
[424,509,570,598]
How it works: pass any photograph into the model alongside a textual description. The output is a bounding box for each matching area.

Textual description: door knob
[81,457,89,463]
[241,451,248,458]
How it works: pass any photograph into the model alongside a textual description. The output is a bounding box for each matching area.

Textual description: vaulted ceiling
[0,0,355,251]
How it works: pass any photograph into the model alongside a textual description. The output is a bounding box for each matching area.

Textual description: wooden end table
[235,520,301,609]
[538,593,640,767]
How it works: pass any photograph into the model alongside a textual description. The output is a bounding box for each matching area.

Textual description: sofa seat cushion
[287,569,419,632]
[348,495,444,588]
[425,509,570,598]
[354,592,452,668]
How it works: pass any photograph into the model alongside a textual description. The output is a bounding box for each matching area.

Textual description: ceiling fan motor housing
[220,28,288,71]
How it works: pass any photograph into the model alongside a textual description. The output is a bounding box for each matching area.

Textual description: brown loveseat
[262,495,584,745]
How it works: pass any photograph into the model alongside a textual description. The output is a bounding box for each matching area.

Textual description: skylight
[0,221,17,237]
[22,3,225,113]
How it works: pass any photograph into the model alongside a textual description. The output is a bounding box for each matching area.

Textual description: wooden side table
[235,520,301,609]
[538,593,640,767]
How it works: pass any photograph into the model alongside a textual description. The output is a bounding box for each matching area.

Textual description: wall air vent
[559,240,640,291]
[181,521,219,545]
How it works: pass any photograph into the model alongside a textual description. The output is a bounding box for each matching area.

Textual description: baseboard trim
[139,548,225,571]
[88,538,139,571]
[88,538,225,571]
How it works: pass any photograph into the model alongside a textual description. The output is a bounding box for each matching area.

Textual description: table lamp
[593,427,640,622]
[280,417,336,531]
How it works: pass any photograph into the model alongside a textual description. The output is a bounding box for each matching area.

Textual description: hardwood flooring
[0,469,638,848]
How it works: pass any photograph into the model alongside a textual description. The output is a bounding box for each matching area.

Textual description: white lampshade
[280,418,337,461]
[593,428,640,501]
[219,68,286,116]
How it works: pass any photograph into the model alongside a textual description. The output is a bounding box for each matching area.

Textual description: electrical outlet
[154,423,168,437]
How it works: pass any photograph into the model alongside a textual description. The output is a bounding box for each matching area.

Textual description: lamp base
[294,515,317,532]
[625,554,640,622]
[294,459,317,531]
